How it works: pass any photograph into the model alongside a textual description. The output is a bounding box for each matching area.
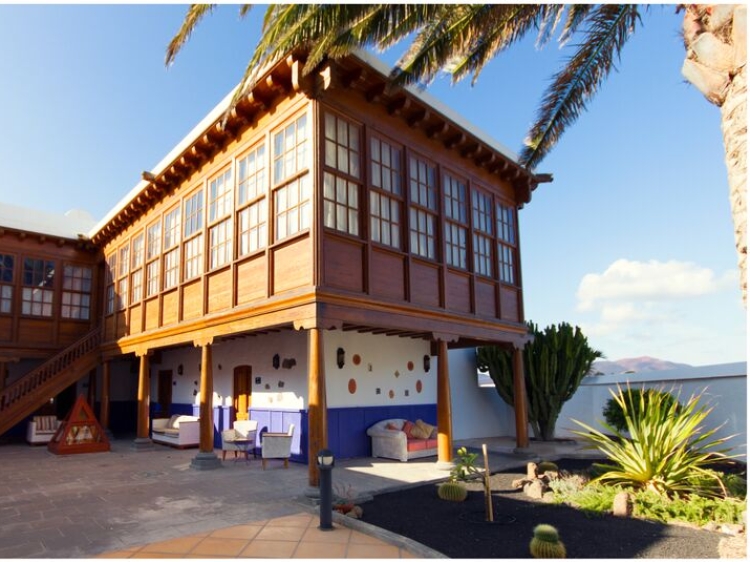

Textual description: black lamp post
[317,449,335,530]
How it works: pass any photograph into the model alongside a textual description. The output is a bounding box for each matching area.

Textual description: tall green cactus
[477,321,603,441]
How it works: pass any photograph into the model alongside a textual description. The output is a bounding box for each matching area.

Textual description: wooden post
[199,343,214,454]
[513,345,529,449]
[132,351,152,449]
[307,327,327,487]
[100,360,111,431]
[136,352,150,439]
[190,339,221,470]
[436,340,453,464]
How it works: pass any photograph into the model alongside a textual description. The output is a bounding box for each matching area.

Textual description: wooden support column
[100,360,111,433]
[132,351,152,450]
[191,339,221,470]
[436,340,453,466]
[513,345,530,449]
[307,327,327,487]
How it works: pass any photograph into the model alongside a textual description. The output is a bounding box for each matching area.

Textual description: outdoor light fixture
[272,354,280,369]
[336,348,345,369]
[423,354,431,372]
[317,449,335,530]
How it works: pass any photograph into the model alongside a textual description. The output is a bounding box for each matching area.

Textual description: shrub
[602,387,680,433]
[572,384,738,497]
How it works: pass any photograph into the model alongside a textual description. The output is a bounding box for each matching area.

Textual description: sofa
[151,415,200,448]
[367,418,438,462]
[26,415,61,445]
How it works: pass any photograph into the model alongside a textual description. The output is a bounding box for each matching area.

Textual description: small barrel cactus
[437,481,468,502]
[537,461,559,474]
[530,524,566,558]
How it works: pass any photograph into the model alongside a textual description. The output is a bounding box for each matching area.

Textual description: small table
[232,439,253,464]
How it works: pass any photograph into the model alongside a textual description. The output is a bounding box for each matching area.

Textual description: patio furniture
[261,423,295,469]
[220,419,258,461]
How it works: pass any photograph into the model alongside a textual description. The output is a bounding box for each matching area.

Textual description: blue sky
[0,4,745,366]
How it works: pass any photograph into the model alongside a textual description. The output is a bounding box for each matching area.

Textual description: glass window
[275,176,311,241]
[273,114,308,184]
[324,112,360,178]
[472,190,494,277]
[323,172,359,236]
[371,137,402,195]
[496,202,517,285]
[238,144,267,205]
[147,221,161,260]
[164,248,180,289]
[146,260,160,297]
[131,268,143,303]
[62,265,92,320]
[22,258,54,317]
[408,155,437,260]
[105,253,116,315]
[118,246,129,278]
[238,199,267,256]
[0,254,14,314]
[209,168,233,223]
[164,206,181,250]
[184,189,204,238]
[184,234,204,280]
[209,219,233,269]
[443,174,468,269]
[132,233,144,269]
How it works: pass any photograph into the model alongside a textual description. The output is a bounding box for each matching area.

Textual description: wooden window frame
[22,257,55,317]
[0,253,15,314]
[443,172,468,270]
[407,153,438,261]
[472,189,494,278]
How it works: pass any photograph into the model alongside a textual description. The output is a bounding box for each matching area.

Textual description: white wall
[448,348,515,440]
[557,362,747,458]
[324,330,436,408]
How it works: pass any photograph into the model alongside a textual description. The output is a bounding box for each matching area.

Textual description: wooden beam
[365,83,386,103]
[407,109,430,128]
[444,133,466,150]
[387,96,411,116]
[436,340,453,463]
[427,122,449,139]
[307,327,327,487]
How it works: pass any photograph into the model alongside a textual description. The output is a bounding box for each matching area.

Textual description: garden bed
[360,458,742,558]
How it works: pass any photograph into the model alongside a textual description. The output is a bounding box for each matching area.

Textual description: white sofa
[151,415,200,448]
[26,415,61,445]
[366,418,438,462]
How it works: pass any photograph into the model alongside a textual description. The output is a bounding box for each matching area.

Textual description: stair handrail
[0,328,102,413]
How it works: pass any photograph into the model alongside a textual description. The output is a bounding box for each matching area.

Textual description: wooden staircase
[0,328,102,437]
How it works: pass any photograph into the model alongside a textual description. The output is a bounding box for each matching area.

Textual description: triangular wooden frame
[48,394,110,455]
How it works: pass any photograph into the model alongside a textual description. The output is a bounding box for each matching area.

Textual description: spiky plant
[572,384,738,497]
[437,481,468,502]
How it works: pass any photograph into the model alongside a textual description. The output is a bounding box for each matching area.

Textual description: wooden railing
[0,328,102,436]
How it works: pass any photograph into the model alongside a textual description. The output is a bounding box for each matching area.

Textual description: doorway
[157,370,173,417]
[233,365,252,421]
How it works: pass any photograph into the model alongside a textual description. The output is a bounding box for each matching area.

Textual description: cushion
[168,414,181,429]
[406,439,427,452]
[385,422,401,431]
[161,428,180,436]
[430,428,438,439]
[409,423,431,440]
[425,438,438,449]
[402,420,416,437]
[222,429,237,441]
[415,419,435,439]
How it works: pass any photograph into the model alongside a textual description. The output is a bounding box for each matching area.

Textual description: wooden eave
[91,50,549,247]
[0,225,96,252]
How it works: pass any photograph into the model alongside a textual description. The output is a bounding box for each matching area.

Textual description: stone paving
[0,436,589,558]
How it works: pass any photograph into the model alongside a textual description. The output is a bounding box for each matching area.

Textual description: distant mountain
[591,356,693,375]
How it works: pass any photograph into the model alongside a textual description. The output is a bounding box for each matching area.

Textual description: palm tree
[167,4,746,303]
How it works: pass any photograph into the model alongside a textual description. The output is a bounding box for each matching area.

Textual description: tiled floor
[96,513,416,559]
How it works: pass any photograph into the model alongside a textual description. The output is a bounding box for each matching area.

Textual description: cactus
[537,461,559,474]
[530,524,566,558]
[477,321,603,441]
[437,481,468,502]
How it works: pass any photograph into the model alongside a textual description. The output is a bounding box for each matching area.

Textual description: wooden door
[233,365,252,421]
[157,370,172,417]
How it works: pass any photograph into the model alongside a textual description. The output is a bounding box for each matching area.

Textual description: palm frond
[520,4,642,169]
[166,4,216,66]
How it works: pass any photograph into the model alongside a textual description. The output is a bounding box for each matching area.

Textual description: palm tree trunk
[682,4,747,305]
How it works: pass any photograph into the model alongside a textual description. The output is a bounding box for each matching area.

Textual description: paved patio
[0,436,593,558]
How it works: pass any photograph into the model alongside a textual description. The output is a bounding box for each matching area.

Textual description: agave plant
[572,384,738,497]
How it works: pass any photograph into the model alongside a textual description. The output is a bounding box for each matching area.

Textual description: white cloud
[576,259,735,311]
[572,259,743,363]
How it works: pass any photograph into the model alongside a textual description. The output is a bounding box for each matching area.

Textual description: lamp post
[317,449,335,530]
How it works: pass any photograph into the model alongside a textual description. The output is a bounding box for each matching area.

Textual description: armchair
[26,415,61,445]
[261,423,295,469]
[220,420,258,461]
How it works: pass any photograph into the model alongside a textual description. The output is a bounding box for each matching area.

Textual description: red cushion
[425,438,438,448]
[406,439,427,451]
[402,420,415,437]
